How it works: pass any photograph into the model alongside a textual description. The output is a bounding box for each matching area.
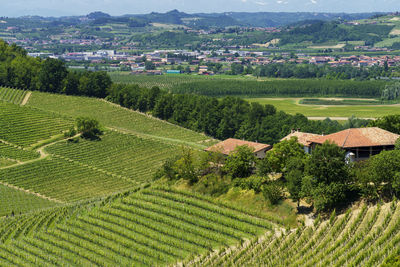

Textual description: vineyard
[0,187,277,266]
[0,184,58,217]
[109,73,255,89]
[1,87,399,265]
[0,157,137,202]
[188,201,400,266]
[45,130,181,182]
[27,91,215,148]
[0,87,28,105]
[0,101,73,147]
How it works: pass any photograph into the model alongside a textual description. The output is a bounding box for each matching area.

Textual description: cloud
[310,0,317,4]
[254,1,267,5]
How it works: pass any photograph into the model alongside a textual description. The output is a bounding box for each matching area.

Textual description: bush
[76,117,103,140]
[234,176,268,193]
[192,174,231,196]
[262,182,284,205]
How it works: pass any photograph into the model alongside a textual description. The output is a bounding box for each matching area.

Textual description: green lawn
[245,98,400,118]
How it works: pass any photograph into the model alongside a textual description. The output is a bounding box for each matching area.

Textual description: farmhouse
[308,127,400,161]
[280,130,322,154]
[205,138,271,159]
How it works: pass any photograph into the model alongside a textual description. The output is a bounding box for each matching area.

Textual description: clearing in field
[308,43,346,49]
[245,97,400,119]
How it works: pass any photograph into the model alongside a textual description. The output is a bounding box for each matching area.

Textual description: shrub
[262,182,284,205]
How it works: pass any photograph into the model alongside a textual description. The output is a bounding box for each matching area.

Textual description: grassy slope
[186,201,400,266]
[0,184,58,217]
[27,92,215,148]
[0,187,277,266]
[246,98,400,118]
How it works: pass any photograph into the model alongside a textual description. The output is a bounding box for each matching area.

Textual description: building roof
[205,138,271,155]
[280,131,322,147]
[308,127,400,148]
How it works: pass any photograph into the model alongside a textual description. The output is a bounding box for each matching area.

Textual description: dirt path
[0,134,81,203]
[0,180,64,204]
[20,91,31,106]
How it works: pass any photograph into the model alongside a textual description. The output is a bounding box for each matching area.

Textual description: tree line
[107,83,344,144]
[172,79,386,98]
[0,40,111,98]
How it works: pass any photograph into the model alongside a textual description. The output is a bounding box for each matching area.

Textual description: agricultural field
[0,87,28,105]
[189,201,400,266]
[0,187,278,266]
[0,101,73,147]
[45,130,181,183]
[245,97,400,119]
[0,184,58,217]
[0,157,137,202]
[110,72,261,89]
[27,91,214,148]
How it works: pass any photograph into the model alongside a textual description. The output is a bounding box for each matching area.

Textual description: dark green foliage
[381,82,400,101]
[38,58,68,93]
[264,136,306,173]
[369,115,400,134]
[0,40,112,97]
[173,79,385,98]
[233,176,269,193]
[358,150,400,200]
[304,141,350,211]
[262,182,283,205]
[223,145,257,178]
[76,117,103,140]
[286,156,307,206]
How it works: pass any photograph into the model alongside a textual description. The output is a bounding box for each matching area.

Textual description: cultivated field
[245,97,400,119]
[188,201,400,266]
[0,187,277,266]
[27,91,214,148]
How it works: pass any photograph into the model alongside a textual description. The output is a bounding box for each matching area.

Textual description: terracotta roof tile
[280,132,322,147]
[205,138,271,155]
[309,127,399,148]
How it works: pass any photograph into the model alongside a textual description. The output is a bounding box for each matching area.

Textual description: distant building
[280,130,322,154]
[308,127,400,161]
[205,138,271,159]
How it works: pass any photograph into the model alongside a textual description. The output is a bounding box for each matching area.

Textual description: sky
[1,0,400,17]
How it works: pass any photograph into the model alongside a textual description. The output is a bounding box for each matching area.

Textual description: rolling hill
[1,87,399,266]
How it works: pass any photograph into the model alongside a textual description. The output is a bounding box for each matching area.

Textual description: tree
[359,150,400,200]
[76,117,103,140]
[38,58,68,93]
[286,157,306,207]
[223,145,257,178]
[145,61,155,70]
[304,141,350,211]
[264,137,305,174]
[369,115,400,134]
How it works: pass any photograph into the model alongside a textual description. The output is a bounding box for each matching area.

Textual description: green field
[189,201,400,266]
[0,87,28,105]
[46,130,180,183]
[110,72,264,89]
[0,187,277,266]
[0,184,58,217]
[27,92,214,148]
[2,87,399,265]
[245,98,400,118]
[0,101,73,147]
